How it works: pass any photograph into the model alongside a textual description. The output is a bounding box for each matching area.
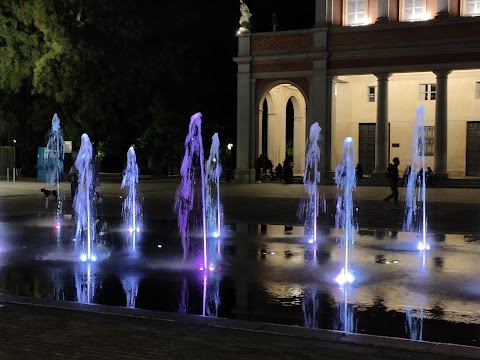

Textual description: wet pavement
[0,178,479,359]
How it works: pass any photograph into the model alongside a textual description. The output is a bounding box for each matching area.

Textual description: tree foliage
[0,0,237,174]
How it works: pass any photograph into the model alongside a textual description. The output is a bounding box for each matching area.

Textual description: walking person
[384,157,401,209]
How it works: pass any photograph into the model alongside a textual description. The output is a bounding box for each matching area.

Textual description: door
[466,122,480,176]
[359,123,375,175]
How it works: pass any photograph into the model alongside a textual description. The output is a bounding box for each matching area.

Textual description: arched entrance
[258,83,307,175]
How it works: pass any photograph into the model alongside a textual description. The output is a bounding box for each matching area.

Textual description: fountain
[74,133,97,261]
[205,133,223,239]
[174,112,208,270]
[298,122,323,244]
[404,105,429,252]
[334,137,356,285]
[45,113,65,228]
[121,147,142,248]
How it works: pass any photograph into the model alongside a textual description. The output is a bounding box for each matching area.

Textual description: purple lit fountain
[174,112,208,271]
[121,147,142,248]
[45,113,65,229]
[74,134,96,261]
[334,137,356,285]
[404,105,429,252]
[298,122,323,244]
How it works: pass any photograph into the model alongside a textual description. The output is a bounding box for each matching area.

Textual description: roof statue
[239,0,252,33]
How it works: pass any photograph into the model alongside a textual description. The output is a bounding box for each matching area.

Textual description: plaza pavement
[0,177,479,359]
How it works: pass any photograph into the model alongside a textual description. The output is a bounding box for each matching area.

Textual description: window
[419,84,436,101]
[366,86,376,102]
[346,0,367,25]
[403,0,425,21]
[476,82,480,99]
[465,0,480,16]
[418,126,434,156]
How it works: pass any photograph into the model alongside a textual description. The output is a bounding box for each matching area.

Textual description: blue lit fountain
[334,137,356,285]
[45,113,65,230]
[205,133,222,239]
[298,122,323,244]
[174,112,208,271]
[404,105,429,252]
[74,133,97,261]
[121,146,142,248]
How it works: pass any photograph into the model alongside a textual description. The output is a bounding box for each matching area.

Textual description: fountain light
[417,241,430,251]
[129,227,134,233]
[157,244,162,248]
[208,262,215,271]
[213,231,219,238]
[80,253,87,262]
[335,269,355,285]
[136,227,140,233]
[308,238,314,244]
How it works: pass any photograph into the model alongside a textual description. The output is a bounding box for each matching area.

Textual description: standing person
[67,151,79,201]
[255,155,262,183]
[384,157,401,209]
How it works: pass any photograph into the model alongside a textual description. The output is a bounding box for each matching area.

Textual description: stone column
[309,63,328,173]
[434,69,451,179]
[373,73,391,176]
[435,0,450,19]
[376,0,390,23]
[234,32,252,183]
[315,0,333,26]
[293,116,303,174]
[249,79,257,182]
[325,75,334,173]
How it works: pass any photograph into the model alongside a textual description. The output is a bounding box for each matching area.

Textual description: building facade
[234,0,480,182]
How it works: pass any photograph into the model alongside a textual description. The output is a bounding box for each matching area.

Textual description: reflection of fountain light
[175,113,208,270]
[122,276,140,309]
[302,288,318,328]
[121,147,143,249]
[75,263,95,304]
[335,288,356,333]
[203,273,221,318]
[406,308,423,341]
[300,122,322,243]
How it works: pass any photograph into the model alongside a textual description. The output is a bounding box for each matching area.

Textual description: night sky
[0,1,316,173]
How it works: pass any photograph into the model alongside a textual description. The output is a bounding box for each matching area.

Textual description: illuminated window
[465,0,480,16]
[419,83,436,101]
[476,82,480,99]
[403,0,425,21]
[366,86,376,102]
[418,126,435,156]
[346,0,367,25]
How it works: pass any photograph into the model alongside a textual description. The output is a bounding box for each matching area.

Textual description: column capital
[433,69,452,78]
[374,72,392,81]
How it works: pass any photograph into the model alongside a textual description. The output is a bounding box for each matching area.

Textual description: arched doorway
[258,83,307,175]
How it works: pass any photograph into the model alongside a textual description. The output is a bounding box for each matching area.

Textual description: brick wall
[251,32,313,53]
